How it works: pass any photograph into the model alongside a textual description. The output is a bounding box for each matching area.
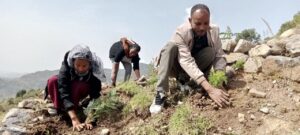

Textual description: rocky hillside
[0,28,300,135]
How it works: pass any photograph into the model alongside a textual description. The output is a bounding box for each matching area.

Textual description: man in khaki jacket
[150,3,229,114]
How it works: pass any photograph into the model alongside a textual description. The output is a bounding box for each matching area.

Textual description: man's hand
[201,80,230,108]
[207,87,230,108]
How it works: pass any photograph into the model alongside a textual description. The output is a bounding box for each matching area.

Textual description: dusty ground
[27,72,300,135]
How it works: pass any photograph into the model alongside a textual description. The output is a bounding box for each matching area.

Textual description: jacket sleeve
[57,52,75,110]
[173,32,207,85]
[211,26,226,71]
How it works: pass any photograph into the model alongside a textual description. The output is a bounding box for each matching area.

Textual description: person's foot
[149,91,166,114]
[46,103,57,116]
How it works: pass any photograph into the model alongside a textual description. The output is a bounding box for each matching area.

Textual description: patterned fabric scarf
[67,45,107,82]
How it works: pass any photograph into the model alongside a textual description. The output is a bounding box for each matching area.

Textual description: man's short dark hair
[190,4,210,16]
[130,44,141,52]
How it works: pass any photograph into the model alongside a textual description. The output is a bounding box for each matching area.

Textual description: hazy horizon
[1,0,299,73]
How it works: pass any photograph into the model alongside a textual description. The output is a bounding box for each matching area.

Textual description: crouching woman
[45,45,106,131]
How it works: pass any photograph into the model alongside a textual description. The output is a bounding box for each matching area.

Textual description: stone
[259,107,269,114]
[256,117,295,134]
[282,65,300,82]
[2,130,12,135]
[38,116,44,121]
[234,39,256,53]
[285,34,300,57]
[238,113,245,123]
[266,38,285,55]
[265,56,300,67]
[1,108,34,135]
[100,128,110,135]
[225,53,249,64]
[249,88,266,98]
[244,57,264,73]
[18,99,44,109]
[32,118,39,122]
[292,95,300,102]
[279,28,300,39]
[262,56,300,75]
[222,39,237,52]
[249,44,271,57]
[250,114,256,120]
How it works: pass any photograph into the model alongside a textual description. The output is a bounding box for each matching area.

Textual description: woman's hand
[85,123,93,130]
[71,119,85,131]
[68,110,85,131]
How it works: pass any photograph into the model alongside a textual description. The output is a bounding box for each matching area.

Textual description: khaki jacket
[157,21,226,85]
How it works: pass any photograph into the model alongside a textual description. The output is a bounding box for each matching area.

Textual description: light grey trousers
[156,42,216,92]
[111,57,132,82]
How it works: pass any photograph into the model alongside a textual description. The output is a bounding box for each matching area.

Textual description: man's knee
[164,42,178,54]
[202,47,216,62]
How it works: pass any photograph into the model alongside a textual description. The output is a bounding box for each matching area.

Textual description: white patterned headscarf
[67,45,107,82]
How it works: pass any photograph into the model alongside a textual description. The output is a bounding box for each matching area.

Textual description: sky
[0,0,299,74]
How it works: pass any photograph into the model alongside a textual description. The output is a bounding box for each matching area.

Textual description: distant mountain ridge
[0,63,150,100]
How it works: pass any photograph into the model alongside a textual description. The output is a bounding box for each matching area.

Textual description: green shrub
[7,98,15,105]
[235,28,261,43]
[278,21,296,35]
[16,89,26,98]
[232,60,245,70]
[134,124,159,135]
[191,116,212,135]
[130,114,163,135]
[116,81,141,96]
[147,63,158,86]
[168,103,212,135]
[208,71,228,88]
[168,104,191,135]
[123,91,152,115]
[22,89,41,99]
[0,105,5,112]
[278,11,300,35]
[84,90,122,121]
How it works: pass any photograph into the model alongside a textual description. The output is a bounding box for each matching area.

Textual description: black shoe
[155,91,166,105]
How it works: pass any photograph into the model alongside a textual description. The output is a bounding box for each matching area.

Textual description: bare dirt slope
[25,71,300,135]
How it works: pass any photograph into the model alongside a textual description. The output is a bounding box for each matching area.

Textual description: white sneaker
[149,100,162,114]
[47,108,57,116]
[149,92,165,114]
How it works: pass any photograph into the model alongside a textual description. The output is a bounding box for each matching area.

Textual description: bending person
[45,45,106,131]
[109,37,141,87]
